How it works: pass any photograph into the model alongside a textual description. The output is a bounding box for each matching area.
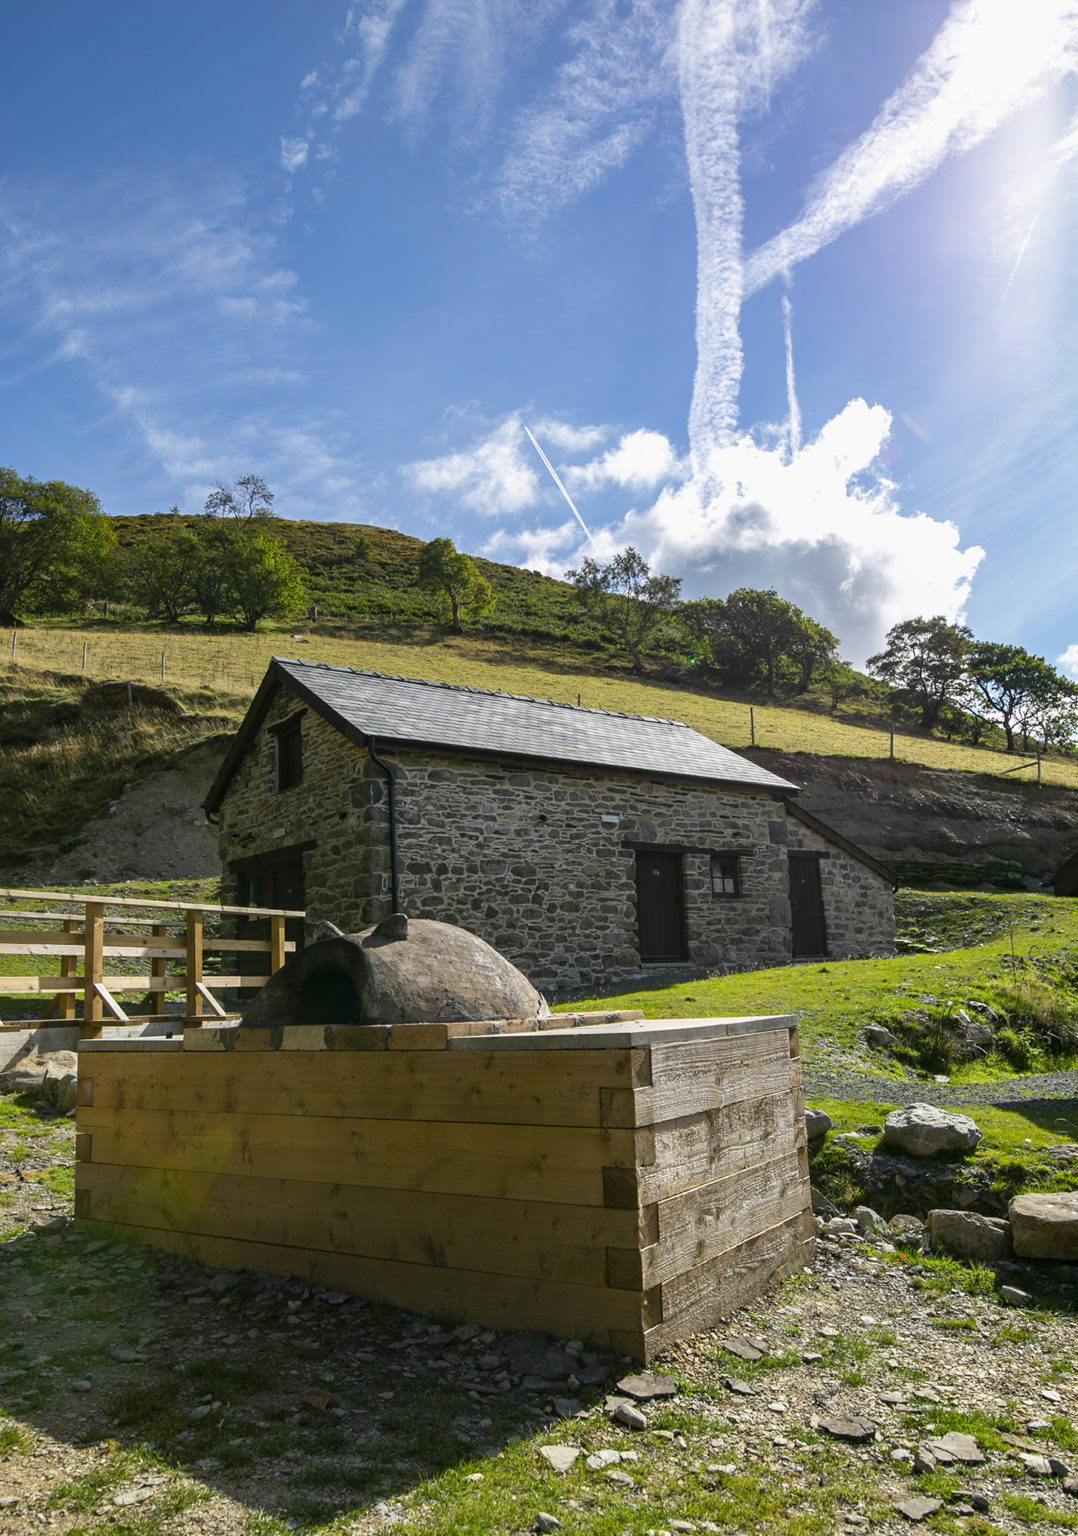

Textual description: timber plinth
[74,1011,813,1361]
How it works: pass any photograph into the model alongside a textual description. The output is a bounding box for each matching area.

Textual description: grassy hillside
[5,623,1073,788]
[109,514,600,645]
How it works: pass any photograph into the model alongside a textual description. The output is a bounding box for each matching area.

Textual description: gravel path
[801,1066,1078,1110]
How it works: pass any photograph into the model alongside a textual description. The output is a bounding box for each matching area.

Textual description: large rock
[1009,1192,1078,1261]
[927,1209,1012,1261]
[805,1108,832,1141]
[240,914,549,1029]
[41,1063,78,1115]
[883,1103,982,1157]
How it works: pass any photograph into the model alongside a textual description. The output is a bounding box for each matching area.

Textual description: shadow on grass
[987,1095,1078,1140]
[0,1225,618,1533]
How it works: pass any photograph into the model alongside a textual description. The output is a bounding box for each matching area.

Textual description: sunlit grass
[7,621,1074,785]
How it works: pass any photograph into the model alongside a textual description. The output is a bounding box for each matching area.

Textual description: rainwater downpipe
[367,736,401,915]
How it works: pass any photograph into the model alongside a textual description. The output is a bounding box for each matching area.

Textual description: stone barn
[204,659,894,994]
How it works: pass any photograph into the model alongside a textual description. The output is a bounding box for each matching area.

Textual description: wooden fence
[0,888,304,1035]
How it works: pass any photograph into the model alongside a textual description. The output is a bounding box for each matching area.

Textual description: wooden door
[635,852,686,962]
[789,853,827,957]
[238,857,306,974]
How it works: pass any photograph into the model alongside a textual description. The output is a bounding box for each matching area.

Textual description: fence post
[82,641,88,673]
[150,922,167,1014]
[270,913,286,975]
[160,649,166,683]
[750,707,755,747]
[186,910,204,1024]
[57,918,78,1021]
[82,902,104,1038]
[10,631,16,665]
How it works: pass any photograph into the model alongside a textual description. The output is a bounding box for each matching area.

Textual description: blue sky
[2,1,1077,666]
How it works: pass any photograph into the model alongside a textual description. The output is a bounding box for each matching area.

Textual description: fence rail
[0,887,303,1035]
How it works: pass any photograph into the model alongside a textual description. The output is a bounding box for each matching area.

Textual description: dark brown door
[238,857,306,973]
[789,853,827,957]
[635,852,686,962]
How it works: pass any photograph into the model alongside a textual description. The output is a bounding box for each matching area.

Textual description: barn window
[710,854,741,898]
[270,711,306,791]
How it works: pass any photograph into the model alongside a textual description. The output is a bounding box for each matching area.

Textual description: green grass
[1001,1493,1078,1527]
[9,613,1078,786]
[563,891,1078,1075]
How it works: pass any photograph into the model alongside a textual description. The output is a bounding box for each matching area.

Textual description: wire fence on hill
[5,624,1075,791]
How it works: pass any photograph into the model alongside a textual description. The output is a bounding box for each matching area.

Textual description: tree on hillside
[0,467,115,624]
[866,616,972,730]
[228,524,307,630]
[682,588,838,698]
[204,474,274,523]
[416,537,494,634]
[566,547,681,674]
[963,642,1074,753]
[188,519,236,625]
[820,657,874,714]
[124,510,199,622]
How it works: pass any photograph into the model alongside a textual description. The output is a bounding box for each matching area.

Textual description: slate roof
[205,658,799,810]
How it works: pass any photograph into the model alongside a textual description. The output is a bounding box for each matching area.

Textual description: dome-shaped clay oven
[239,914,548,1029]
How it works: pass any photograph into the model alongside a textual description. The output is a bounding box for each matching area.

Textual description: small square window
[277,724,303,790]
[711,855,740,897]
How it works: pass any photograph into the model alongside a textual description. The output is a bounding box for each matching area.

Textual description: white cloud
[480,519,581,575]
[494,0,674,226]
[531,417,608,453]
[404,416,541,514]
[565,428,680,492]
[1058,645,1078,680]
[743,0,1078,298]
[616,398,984,663]
[280,137,310,174]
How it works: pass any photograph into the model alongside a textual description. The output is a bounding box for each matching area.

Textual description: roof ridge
[272,656,694,731]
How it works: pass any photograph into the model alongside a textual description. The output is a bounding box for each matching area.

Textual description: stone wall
[786,817,895,959]
[216,690,894,994]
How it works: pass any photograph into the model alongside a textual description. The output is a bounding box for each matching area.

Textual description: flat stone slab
[450,1015,797,1050]
[895,1496,941,1522]
[819,1417,877,1443]
[923,1432,984,1464]
[538,1446,580,1473]
[1010,1192,1078,1261]
[616,1372,677,1402]
[722,1336,765,1362]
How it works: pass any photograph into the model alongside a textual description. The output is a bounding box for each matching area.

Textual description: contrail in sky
[743,0,1078,297]
[781,292,802,454]
[523,423,599,549]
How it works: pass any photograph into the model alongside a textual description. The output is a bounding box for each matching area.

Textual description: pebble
[613,1402,648,1431]
[723,1376,758,1396]
[586,1449,622,1470]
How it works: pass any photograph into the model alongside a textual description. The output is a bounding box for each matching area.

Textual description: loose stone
[539,1446,580,1473]
[819,1417,877,1443]
[895,1496,942,1521]
[616,1372,678,1401]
